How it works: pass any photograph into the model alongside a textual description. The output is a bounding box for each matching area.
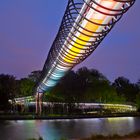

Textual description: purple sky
[0,0,140,82]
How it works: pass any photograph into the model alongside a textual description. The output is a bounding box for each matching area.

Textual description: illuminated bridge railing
[37,0,135,93]
[27,102,137,112]
[12,96,35,104]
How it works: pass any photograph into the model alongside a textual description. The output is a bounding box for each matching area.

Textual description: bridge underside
[36,0,135,93]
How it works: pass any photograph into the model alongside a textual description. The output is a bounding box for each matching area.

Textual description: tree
[113,77,139,102]
[82,68,108,102]
[47,69,88,102]
[137,79,140,89]
[136,93,140,111]
[19,78,35,97]
[75,67,110,102]
[84,74,125,103]
[28,70,41,82]
[76,67,90,88]
[47,67,127,104]
[59,70,81,102]
[0,74,17,110]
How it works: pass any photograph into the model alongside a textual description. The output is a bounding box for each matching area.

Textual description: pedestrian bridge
[36,0,135,93]
[10,97,137,113]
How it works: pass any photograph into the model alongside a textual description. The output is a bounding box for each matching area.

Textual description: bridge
[9,97,137,113]
[36,0,135,93]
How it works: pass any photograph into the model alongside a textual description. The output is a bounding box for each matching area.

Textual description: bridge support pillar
[35,92,43,115]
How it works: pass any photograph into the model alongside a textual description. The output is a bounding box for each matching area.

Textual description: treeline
[46,67,140,106]
[0,67,140,110]
[0,73,36,110]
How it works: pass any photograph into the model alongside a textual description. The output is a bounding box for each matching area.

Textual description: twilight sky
[0,0,140,82]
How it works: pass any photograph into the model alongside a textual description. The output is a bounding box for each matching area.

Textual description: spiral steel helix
[36,0,135,93]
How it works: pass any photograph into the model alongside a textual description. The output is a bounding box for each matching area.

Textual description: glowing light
[37,0,135,92]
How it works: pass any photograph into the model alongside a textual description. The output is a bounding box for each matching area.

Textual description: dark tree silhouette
[113,77,139,102]
[47,67,126,104]
[0,74,17,110]
[19,78,35,97]
[137,79,140,89]
[28,70,41,82]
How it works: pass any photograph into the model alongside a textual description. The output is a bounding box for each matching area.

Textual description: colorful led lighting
[36,0,135,93]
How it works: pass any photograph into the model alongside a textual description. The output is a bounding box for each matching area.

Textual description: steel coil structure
[36,0,135,93]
